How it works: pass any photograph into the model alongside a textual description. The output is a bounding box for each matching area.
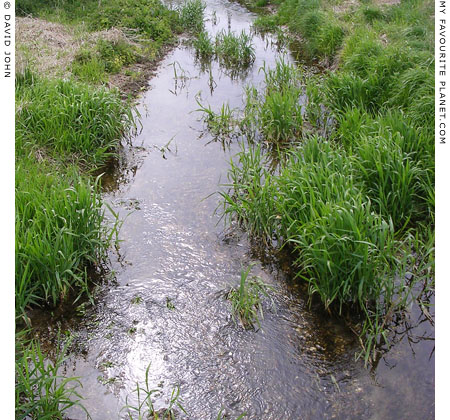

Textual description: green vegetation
[179,0,207,34]
[193,31,215,59]
[15,70,128,418]
[193,29,255,75]
[215,30,256,67]
[15,160,117,313]
[71,39,141,83]
[196,99,238,139]
[15,1,207,418]
[217,410,246,420]
[15,68,133,418]
[207,0,434,363]
[17,0,207,87]
[122,365,247,419]
[17,0,180,44]
[15,333,88,420]
[122,364,186,420]
[16,71,136,166]
[197,59,302,143]
[15,70,134,319]
[243,60,303,143]
[227,265,274,329]
[254,0,345,61]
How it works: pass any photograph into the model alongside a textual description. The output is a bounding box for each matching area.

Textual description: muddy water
[43,1,434,419]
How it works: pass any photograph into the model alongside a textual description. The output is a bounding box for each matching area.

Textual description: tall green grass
[15,159,119,315]
[16,71,136,166]
[15,71,133,318]
[219,134,433,362]
[266,0,346,59]
[212,7,435,354]
[221,138,401,310]
[15,71,129,418]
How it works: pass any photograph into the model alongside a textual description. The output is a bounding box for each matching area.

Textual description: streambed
[34,1,434,418]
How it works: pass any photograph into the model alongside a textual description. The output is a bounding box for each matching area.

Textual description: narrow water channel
[38,1,434,418]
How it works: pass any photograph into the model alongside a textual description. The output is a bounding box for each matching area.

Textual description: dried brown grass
[16,17,137,77]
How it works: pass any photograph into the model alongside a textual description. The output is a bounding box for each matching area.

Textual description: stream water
[35,1,434,418]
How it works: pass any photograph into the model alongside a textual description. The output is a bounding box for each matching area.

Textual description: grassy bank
[202,0,434,363]
[16,0,206,96]
[15,69,137,418]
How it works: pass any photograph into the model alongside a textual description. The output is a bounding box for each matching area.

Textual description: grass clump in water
[192,29,256,77]
[215,30,256,68]
[193,31,215,60]
[197,59,304,145]
[15,333,88,420]
[227,264,274,329]
[179,0,206,34]
[196,99,238,139]
[243,59,303,143]
[122,364,187,419]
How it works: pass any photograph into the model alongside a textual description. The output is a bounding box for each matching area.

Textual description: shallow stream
[34,1,434,418]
